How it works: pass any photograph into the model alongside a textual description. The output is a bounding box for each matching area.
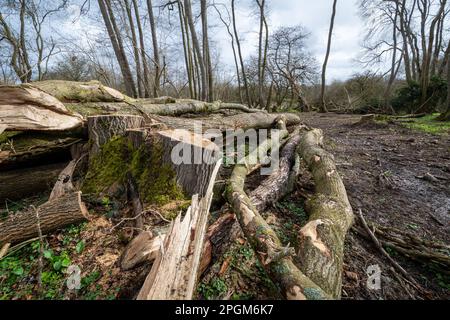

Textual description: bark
[437,59,450,121]
[231,0,251,105]
[184,0,207,101]
[296,128,354,298]
[67,99,260,118]
[320,0,337,113]
[137,160,222,300]
[29,80,126,103]
[87,115,145,155]
[132,0,151,98]
[0,191,89,245]
[178,1,195,99]
[154,112,301,132]
[225,120,330,300]
[146,0,161,97]
[124,0,143,98]
[98,0,137,98]
[250,132,301,212]
[201,0,214,102]
[0,135,81,171]
[0,162,67,203]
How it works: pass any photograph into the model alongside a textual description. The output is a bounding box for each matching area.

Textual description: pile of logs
[0,80,355,300]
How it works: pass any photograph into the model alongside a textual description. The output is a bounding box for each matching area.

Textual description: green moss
[401,114,450,135]
[82,136,187,206]
[82,137,131,195]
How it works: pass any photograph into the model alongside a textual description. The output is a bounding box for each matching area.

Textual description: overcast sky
[61,0,367,83]
[214,0,365,82]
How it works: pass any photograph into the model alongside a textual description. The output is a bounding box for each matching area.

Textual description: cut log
[0,134,82,171]
[250,132,302,212]
[296,128,354,298]
[29,80,126,103]
[120,232,165,271]
[87,115,145,155]
[225,121,330,300]
[154,112,301,132]
[0,85,83,131]
[137,159,222,300]
[0,162,68,203]
[0,191,89,245]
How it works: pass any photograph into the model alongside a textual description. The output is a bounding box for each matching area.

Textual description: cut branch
[0,191,89,245]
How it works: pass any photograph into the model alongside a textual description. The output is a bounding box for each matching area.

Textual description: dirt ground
[300,113,450,300]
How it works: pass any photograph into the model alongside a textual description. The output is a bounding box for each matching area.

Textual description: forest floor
[1,113,449,300]
[300,113,450,299]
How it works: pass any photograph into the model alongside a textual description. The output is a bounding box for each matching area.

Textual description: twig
[357,209,423,293]
[144,208,171,223]
[109,212,146,232]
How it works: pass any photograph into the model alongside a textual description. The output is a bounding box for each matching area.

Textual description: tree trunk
[0,85,83,131]
[296,128,354,298]
[320,0,337,113]
[438,60,450,121]
[201,0,214,102]
[29,80,126,102]
[98,0,137,98]
[132,0,151,98]
[0,191,89,245]
[184,0,207,101]
[87,115,145,155]
[250,132,301,212]
[231,0,251,105]
[146,0,161,97]
[154,112,301,132]
[124,0,143,98]
[0,162,67,203]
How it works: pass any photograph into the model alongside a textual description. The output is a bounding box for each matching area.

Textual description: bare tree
[0,0,67,83]
[147,0,161,97]
[184,0,207,101]
[320,0,338,113]
[201,0,214,101]
[124,0,143,97]
[256,0,269,108]
[98,0,137,97]
[132,0,151,97]
[232,0,251,105]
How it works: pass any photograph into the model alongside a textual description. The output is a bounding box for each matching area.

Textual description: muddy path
[301,113,450,299]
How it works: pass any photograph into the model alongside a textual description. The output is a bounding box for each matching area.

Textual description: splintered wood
[137,159,222,300]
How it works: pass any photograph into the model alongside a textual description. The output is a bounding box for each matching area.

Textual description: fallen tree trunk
[225,121,330,300]
[296,128,354,298]
[0,85,83,131]
[154,112,301,132]
[0,135,82,170]
[0,191,89,245]
[137,159,222,300]
[28,80,127,103]
[0,162,68,203]
[67,100,261,118]
[250,132,302,212]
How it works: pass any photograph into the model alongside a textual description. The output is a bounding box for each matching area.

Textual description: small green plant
[198,278,228,300]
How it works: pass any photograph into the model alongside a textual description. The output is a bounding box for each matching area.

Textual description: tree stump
[87,115,145,155]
